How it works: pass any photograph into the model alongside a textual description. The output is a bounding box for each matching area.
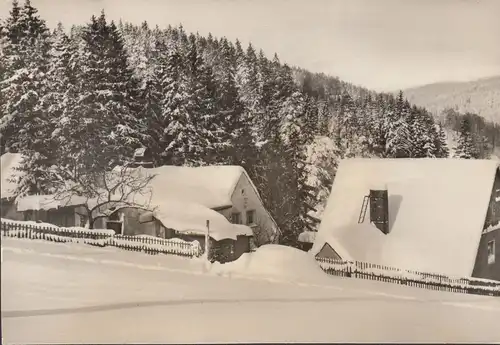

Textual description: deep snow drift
[211,244,333,284]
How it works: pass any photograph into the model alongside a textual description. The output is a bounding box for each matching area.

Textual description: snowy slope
[404,76,500,124]
[2,238,500,343]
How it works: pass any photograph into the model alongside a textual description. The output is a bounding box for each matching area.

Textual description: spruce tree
[385,92,411,158]
[435,123,450,158]
[159,40,193,165]
[454,118,477,159]
[54,12,145,182]
[0,0,52,195]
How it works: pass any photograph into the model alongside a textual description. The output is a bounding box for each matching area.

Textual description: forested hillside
[404,76,500,125]
[0,1,458,246]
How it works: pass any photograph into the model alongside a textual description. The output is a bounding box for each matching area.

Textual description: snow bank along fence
[317,257,500,297]
[0,218,201,258]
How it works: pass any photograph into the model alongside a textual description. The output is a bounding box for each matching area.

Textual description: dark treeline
[441,108,499,159]
[1,1,459,246]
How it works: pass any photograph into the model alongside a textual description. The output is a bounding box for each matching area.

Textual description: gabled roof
[1,153,24,199]
[312,158,500,277]
[133,165,248,209]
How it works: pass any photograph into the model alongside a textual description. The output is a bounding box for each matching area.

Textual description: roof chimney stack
[369,188,389,234]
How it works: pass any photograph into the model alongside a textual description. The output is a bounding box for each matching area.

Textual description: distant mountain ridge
[402,76,500,124]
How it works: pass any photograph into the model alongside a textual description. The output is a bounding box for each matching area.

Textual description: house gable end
[228,171,280,244]
[316,243,342,261]
[472,166,500,280]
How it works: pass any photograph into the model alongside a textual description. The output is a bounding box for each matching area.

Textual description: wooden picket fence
[1,219,201,258]
[316,257,500,297]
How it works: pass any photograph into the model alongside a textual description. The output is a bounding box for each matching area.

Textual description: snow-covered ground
[2,238,500,343]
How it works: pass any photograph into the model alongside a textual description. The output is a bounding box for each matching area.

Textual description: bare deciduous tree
[48,164,156,228]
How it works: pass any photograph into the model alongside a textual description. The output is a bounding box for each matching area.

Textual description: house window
[109,211,120,221]
[246,210,256,226]
[488,240,496,265]
[231,212,241,224]
[241,189,245,195]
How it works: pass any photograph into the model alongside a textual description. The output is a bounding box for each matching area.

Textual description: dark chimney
[369,189,389,234]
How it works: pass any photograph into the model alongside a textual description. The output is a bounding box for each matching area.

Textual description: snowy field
[2,238,500,343]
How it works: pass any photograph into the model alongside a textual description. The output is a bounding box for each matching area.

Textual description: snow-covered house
[108,200,254,262]
[14,194,106,228]
[312,158,500,281]
[111,165,280,245]
[0,153,105,228]
[103,165,280,261]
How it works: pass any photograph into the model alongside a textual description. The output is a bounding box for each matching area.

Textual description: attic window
[488,240,495,265]
[241,189,245,195]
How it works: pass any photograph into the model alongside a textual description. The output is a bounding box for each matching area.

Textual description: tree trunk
[87,208,95,229]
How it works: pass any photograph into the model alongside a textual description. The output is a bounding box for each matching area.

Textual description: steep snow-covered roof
[1,153,24,199]
[313,158,499,277]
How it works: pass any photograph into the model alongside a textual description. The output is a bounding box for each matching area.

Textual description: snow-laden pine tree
[237,44,264,144]
[384,91,412,158]
[183,33,219,165]
[454,117,478,159]
[434,123,450,158]
[159,40,193,165]
[210,38,251,166]
[407,106,436,158]
[137,37,167,165]
[53,12,145,180]
[333,92,368,158]
[0,0,53,195]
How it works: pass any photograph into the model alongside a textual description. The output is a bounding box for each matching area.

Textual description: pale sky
[1,0,499,91]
